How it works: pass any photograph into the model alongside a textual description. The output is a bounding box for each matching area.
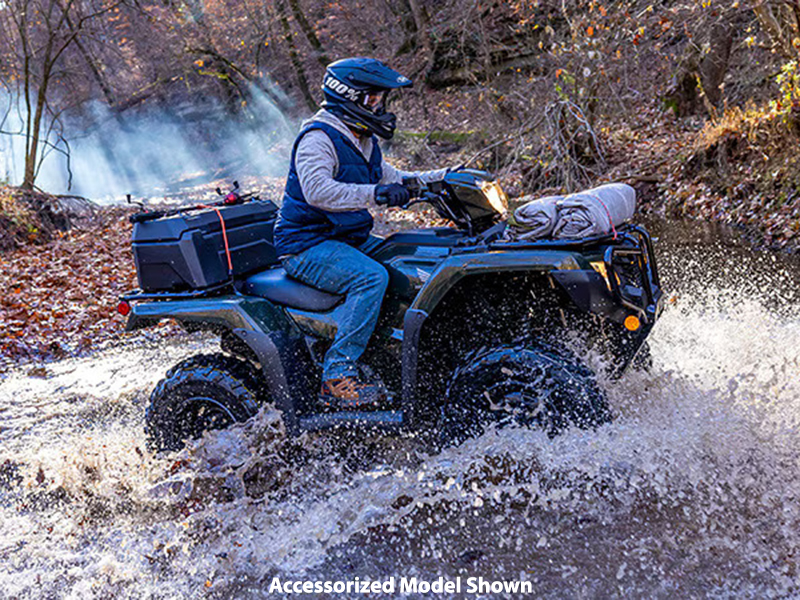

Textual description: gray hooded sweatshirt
[294,110,449,212]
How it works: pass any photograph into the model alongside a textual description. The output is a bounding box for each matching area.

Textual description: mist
[0,82,297,204]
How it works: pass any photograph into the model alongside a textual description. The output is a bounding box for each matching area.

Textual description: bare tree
[0,0,119,190]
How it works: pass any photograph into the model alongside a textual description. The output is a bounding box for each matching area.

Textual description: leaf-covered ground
[602,108,800,253]
[0,208,147,369]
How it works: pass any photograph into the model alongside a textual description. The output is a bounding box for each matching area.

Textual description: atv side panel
[407,249,580,314]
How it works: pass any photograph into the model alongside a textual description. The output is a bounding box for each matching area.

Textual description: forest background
[1,0,800,363]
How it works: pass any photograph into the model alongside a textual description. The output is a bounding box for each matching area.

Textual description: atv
[119,172,663,451]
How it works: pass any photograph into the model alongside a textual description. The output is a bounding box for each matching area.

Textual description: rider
[273,57,450,410]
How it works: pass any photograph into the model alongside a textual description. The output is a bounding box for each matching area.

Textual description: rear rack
[122,281,233,302]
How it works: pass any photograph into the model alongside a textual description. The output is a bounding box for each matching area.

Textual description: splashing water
[1,220,800,598]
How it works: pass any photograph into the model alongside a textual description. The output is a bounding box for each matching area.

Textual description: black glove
[374,183,410,207]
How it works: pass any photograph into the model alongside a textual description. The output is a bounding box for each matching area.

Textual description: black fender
[230,328,317,435]
[401,308,428,428]
[126,295,315,435]
[399,250,568,423]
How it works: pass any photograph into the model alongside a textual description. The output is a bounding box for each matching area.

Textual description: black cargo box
[132,201,279,292]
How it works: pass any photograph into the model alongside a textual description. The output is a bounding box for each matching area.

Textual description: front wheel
[438,343,611,444]
[145,353,264,452]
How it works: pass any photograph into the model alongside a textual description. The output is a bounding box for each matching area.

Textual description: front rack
[486,224,634,251]
[604,224,661,322]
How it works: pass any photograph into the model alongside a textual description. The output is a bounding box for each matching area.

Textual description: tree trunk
[72,26,117,106]
[407,0,432,57]
[15,6,35,189]
[275,0,317,112]
[23,83,49,190]
[23,25,56,191]
[286,0,330,66]
[700,20,734,115]
[384,0,418,47]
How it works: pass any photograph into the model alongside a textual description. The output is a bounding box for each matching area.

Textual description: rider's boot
[319,376,386,411]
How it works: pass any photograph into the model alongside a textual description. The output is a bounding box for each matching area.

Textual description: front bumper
[551,225,664,327]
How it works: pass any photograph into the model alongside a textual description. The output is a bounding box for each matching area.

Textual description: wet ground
[1,218,800,598]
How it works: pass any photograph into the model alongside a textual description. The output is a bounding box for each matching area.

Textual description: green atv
[119,171,663,451]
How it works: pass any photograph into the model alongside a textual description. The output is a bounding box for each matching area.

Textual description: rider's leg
[282,240,389,381]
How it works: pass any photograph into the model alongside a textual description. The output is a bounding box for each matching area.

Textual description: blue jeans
[282,240,389,381]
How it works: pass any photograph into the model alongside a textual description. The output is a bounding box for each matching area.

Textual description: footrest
[298,410,405,432]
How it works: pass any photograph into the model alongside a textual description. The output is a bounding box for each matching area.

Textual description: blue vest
[273,122,382,256]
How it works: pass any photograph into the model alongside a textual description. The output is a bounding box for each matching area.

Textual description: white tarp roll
[506,195,562,240]
[552,183,636,239]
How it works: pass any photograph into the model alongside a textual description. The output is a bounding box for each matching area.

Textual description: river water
[1,219,800,599]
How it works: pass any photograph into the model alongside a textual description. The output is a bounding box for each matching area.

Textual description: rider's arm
[379,161,450,186]
[295,131,377,212]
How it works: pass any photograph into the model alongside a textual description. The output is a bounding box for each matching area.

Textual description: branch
[49,0,125,68]
[185,45,251,82]
[463,112,546,168]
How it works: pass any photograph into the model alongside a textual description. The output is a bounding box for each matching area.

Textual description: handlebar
[375,176,444,208]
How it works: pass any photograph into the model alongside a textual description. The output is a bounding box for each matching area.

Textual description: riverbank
[612,107,800,254]
[394,105,800,255]
[0,206,145,367]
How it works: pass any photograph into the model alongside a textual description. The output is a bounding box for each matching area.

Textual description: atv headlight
[478,180,509,215]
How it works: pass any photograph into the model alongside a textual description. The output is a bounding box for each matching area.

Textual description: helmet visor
[361,90,390,115]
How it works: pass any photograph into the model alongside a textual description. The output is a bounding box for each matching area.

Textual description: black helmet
[321,57,412,140]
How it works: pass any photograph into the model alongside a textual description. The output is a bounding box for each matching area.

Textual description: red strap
[200,205,233,275]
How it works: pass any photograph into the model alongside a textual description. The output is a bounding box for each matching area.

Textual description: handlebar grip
[129,210,166,224]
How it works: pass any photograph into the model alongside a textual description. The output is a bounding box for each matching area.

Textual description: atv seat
[240,267,344,312]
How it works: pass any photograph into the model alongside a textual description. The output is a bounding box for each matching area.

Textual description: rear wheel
[438,342,611,444]
[146,353,264,452]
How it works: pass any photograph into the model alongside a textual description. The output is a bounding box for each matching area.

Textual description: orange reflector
[117,301,131,316]
[624,315,641,331]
